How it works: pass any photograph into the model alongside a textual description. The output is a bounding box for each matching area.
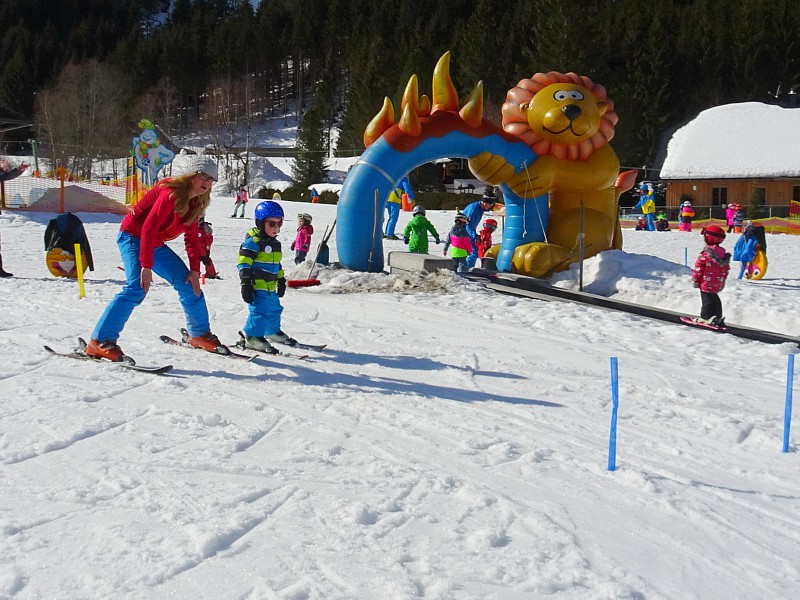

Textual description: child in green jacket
[403,205,440,253]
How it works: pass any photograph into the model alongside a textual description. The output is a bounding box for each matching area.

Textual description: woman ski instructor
[86,155,227,362]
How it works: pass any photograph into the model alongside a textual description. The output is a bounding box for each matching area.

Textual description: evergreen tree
[292,107,328,192]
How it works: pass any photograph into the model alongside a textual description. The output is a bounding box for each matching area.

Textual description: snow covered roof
[659,102,800,179]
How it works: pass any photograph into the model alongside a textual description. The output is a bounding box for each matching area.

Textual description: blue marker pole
[783,354,795,453]
[608,357,619,471]
[684,247,688,267]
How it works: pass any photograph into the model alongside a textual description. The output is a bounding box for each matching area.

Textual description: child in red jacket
[198,217,218,278]
[475,218,498,260]
[691,225,730,327]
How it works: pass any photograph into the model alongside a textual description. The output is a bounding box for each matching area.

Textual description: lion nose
[561,104,582,121]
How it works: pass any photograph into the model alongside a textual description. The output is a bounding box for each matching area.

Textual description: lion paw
[511,242,572,277]
[468,152,515,185]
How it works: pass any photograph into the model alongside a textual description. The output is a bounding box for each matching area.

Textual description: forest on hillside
[0,0,798,179]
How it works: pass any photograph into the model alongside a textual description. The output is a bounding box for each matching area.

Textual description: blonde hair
[161,174,211,224]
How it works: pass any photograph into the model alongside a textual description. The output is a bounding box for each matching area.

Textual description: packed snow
[659,102,800,179]
[1,196,798,599]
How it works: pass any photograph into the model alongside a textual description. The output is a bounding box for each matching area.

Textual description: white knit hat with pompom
[172,152,218,181]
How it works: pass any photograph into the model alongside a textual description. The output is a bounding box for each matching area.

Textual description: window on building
[793,186,800,202]
[712,187,727,205]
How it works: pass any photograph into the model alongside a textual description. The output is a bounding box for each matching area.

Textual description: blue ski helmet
[254,200,284,221]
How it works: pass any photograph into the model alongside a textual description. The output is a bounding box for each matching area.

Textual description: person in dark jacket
[0,158,29,277]
[44,212,95,274]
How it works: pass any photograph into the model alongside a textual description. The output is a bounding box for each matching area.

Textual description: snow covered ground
[1,198,799,599]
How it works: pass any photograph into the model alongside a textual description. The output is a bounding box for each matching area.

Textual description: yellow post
[74,243,85,299]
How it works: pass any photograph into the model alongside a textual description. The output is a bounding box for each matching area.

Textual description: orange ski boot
[186,330,229,355]
[85,339,124,362]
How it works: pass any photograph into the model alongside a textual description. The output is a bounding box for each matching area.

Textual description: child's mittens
[241,281,255,304]
[290,242,295,250]
[403,237,409,244]
[277,277,287,297]
[434,237,441,244]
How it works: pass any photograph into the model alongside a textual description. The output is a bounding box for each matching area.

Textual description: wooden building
[659,102,800,217]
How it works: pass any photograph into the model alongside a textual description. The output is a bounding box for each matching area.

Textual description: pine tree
[292,107,328,193]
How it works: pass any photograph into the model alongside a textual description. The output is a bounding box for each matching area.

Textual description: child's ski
[234,332,310,359]
[679,316,727,332]
[160,330,256,361]
[44,340,173,375]
[280,340,327,352]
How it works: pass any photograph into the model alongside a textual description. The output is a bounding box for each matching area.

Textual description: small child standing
[678,200,695,232]
[403,205,440,253]
[237,200,294,353]
[732,205,745,233]
[443,213,474,273]
[197,217,219,279]
[231,184,248,218]
[691,225,730,327]
[291,213,314,264]
[475,218,498,260]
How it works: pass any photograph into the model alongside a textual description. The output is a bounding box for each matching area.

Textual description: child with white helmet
[402,205,440,254]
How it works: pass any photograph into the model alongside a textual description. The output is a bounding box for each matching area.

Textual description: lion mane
[501,72,618,161]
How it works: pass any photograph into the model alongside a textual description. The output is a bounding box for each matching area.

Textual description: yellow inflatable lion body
[470,72,635,276]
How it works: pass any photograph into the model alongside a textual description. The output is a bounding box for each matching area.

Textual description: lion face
[501,72,618,161]
[525,83,608,143]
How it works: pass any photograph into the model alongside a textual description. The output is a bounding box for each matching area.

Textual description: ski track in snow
[1,199,799,599]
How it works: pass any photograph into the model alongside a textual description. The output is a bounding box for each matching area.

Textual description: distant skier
[231,184,248,218]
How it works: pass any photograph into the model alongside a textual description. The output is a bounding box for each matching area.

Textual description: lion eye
[553,90,584,101]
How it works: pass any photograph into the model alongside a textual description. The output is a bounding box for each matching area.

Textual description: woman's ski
[44,339,173,375]
[160,330,256,361]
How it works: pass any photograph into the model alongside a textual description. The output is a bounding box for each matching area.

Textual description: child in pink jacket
[443,213,474,273]
[691,225,730,327]
[291,213,314,264]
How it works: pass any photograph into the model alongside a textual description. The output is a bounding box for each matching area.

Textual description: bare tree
[33,60,129,179]
[201,73,256,190]
[133,76,182,138]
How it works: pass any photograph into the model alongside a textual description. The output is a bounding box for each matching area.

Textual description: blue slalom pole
[684,247,688,267]
[608,357,619,471]
[783,354,795,453]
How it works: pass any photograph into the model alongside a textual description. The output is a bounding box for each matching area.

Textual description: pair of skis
[45,329,327,375]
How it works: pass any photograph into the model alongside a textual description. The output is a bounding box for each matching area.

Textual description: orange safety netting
[0,166,152,214]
